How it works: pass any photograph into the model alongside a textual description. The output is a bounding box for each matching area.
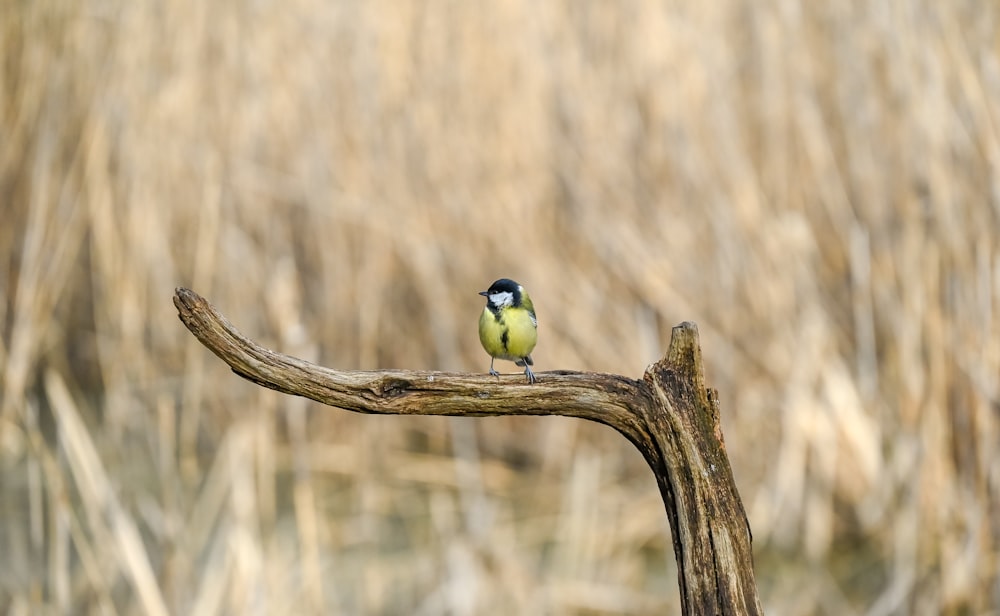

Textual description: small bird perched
[478,278,538,383]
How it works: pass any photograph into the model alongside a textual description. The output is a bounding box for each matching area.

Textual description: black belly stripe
[500,328,509,351]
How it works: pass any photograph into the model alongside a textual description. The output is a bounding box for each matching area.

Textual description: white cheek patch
[489,291,514,308]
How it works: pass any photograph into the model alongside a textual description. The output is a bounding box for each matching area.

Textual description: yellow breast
[479,306,537,361]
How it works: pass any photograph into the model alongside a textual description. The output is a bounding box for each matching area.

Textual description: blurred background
[2,0,999,614]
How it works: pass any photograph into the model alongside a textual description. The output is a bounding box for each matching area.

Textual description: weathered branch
[173,287,761,615]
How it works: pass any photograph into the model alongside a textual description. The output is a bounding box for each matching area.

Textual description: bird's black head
[479,278,522,309]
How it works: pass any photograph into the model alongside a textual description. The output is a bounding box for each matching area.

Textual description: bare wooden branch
[173,287,762,615]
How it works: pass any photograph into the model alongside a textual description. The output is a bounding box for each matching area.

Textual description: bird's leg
[489,357,500,378]
[523,363,536,384]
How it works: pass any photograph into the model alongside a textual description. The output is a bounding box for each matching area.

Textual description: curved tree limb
[173,287,761,615]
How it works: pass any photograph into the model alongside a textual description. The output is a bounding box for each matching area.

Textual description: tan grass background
[2,0,999,614]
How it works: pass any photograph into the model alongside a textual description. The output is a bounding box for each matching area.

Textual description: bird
[478,278,538,383]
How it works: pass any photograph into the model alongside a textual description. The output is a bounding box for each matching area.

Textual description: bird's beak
[478,291,489,297]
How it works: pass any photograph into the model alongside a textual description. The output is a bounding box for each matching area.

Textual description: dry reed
[1,0,998,614]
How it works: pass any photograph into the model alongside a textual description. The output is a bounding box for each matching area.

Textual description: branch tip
[664,321,706,396]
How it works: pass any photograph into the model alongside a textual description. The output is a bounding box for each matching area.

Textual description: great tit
[478,278,538,383]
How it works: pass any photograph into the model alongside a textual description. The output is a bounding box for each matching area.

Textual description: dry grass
[2,0,999,614]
